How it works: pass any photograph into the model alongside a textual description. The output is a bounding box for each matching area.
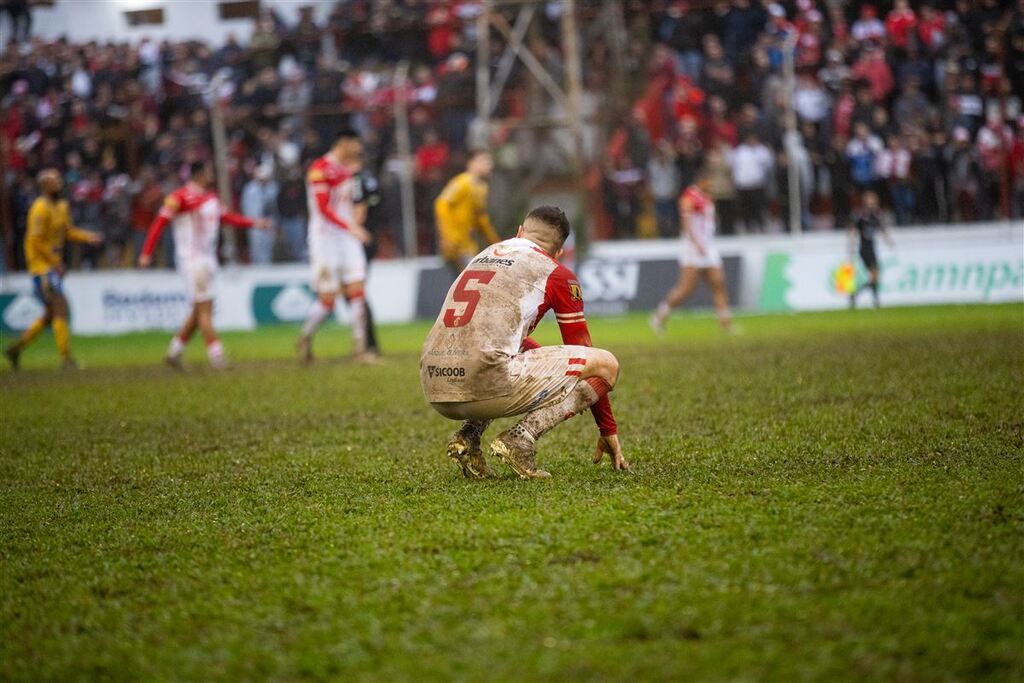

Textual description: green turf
[2,305,1022,681]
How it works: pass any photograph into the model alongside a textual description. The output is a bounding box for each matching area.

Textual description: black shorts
[860,243,878,270]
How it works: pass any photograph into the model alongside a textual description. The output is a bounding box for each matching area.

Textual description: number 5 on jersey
[443,270,496,327]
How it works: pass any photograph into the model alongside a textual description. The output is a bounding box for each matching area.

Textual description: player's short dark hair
[525,205,570,245]
[190,160,209,177]
[334,128,361,144]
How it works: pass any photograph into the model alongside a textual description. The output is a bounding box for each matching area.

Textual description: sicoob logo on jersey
[427,366,466,379]
[568,280,583,301]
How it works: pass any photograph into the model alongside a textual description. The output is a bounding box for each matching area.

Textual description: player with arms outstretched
[296,129,374,364]
[434,150,500,274]
[421,206,628,479]
[138,161,268,369]
[5,169,103,370]
[650,167,732,333]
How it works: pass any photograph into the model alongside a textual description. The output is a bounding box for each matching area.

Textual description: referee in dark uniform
[848,190,894,309]
[352,168,382,356]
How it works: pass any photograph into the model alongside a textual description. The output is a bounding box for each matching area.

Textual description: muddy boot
[447,420,495,479]
[490,425,550,479]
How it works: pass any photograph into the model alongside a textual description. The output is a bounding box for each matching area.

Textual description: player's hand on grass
[593,434,629,471]
[138,253,152,268]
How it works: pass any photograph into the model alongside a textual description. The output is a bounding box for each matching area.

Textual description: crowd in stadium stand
[1,0,1022,271]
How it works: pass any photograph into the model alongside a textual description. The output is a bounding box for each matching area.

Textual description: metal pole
[782,34,801,235]
[208,75,237,262]
[561,0,590,252]
[477,0,492,138]
[393,61,418,257]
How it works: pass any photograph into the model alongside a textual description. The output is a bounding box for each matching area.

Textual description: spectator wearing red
[852,45,895,103]
[917,5,946,54]
[703,96,738,148]
[426,3,457,62]
[415,130,450,183]
[671,75,705,129]
[832,78,857,139]
[886,0,918,52]
[795,10,825,69]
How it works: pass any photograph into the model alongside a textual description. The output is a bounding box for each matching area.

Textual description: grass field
[2,304,1022,681]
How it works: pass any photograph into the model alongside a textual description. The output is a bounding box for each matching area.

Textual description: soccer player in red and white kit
[296,129,374,364]
[420,206,628,479]
[650,167,732,333]
[138,161,268,369]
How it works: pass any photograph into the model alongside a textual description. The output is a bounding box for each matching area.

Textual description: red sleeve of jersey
[315,190,352,232]
[543,264,617,436]
[140,215,169,258]
[308,160,352,232]
[544,264,590,345]
[220,211,255,229]
[140,191,180,258]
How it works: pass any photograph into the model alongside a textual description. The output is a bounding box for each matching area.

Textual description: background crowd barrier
[1,223,1020,335]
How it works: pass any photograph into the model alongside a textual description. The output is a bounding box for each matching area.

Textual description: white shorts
[178,259,217,303]
[679,239,723,269]
[310,232,367,293]
[430,345,595,420]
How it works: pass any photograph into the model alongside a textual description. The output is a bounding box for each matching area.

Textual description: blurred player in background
[434,150,499,275]
[296,129,374,364]
[4,169,103,370]
[138,161,268,369]
[352,166,383,356]
[421,206,628,480]
[650,167,732,334]
[848,190,894,309]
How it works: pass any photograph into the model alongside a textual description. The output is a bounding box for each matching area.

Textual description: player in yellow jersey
[4,169,102,370]
[434,150,500,274]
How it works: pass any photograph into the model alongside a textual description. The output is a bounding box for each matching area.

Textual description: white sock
[206,340,226,368]
[656,301,670,321]
[168,335,186,358]
[301,300,332,338]
[349,297,367,355]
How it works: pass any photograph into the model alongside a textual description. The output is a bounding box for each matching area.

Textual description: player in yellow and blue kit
[4,169,102,370]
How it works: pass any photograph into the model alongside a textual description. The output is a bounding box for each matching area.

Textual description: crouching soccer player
[420,206,628,479]
[138,161,268,369]
[5,169,103,370]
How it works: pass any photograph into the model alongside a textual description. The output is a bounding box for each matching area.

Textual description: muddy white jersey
[420,237,591,402]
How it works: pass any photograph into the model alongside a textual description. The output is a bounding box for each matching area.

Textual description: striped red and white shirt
[141,182,253,266]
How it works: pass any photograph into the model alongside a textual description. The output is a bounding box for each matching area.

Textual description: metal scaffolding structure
[475,0,629,250]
